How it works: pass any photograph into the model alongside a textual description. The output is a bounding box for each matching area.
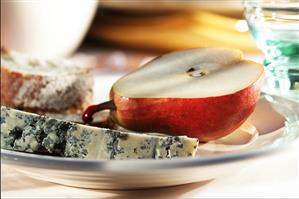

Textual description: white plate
[1,94,299,190]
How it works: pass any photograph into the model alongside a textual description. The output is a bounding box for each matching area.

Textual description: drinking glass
[244,0,299,101]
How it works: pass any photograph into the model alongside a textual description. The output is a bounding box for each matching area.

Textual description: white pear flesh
[113,48,264,98]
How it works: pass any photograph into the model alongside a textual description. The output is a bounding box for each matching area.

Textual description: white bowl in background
[1,0,97,58]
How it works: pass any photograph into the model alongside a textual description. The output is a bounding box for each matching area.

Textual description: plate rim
[0,143,280,171]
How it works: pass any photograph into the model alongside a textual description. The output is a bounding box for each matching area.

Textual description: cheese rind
[1,48,93,112]
[1,106,198,160]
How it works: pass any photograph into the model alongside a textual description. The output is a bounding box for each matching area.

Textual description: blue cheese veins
[1,106,199,159]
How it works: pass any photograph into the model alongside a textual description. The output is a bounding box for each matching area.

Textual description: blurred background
[1,0,261,73]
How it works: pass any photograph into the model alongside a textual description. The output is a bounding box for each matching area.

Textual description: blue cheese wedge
[1,106,198,160]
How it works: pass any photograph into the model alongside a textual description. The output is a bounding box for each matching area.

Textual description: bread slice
[0,47,93,113]
[1,106,198,160]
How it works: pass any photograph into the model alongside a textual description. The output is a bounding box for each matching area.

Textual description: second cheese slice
[1,106,198,160]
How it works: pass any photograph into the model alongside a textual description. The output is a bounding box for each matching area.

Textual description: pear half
[84,48,264,141]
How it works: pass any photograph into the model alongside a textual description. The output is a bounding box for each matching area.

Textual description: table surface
[1,54,299,199]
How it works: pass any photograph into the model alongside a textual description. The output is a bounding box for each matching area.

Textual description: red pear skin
[110,76,263,142]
